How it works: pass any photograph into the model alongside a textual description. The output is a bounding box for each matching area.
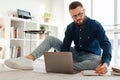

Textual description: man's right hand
[96,63,108,74]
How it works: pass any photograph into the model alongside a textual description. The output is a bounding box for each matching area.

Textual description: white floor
[0,59,120,80]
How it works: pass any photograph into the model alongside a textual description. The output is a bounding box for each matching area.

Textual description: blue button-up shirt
[61,16,112,65]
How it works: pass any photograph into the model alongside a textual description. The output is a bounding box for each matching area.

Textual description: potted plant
[40,25,45,33]
[39,25,46,39]
[42,12,52,23]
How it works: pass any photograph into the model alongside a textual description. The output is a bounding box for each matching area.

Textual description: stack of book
[10,46,21,58]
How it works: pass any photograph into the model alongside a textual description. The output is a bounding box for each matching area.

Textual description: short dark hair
[69,1,83,10]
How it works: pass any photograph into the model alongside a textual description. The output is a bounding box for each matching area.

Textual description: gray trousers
[31,36,101,71]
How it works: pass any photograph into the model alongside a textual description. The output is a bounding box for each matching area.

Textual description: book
[111,71,120,76]
[10,26,17,38]
[10,46,21,58]
[112,66,120,73]
[81,70,106,76]
[0,45,5,59]
[0,25,5,38]
[0,47,2,51]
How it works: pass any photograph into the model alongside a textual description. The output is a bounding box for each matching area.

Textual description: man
[5,1,112,74]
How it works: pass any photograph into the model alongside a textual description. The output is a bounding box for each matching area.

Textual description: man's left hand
[96,63,108,74]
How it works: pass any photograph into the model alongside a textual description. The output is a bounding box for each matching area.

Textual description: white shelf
[0,17,58,59]
[10,38,24,41]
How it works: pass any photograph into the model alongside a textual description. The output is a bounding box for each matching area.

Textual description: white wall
[51,0,64,40]
[0,0,64,39]
[0,0,52,21]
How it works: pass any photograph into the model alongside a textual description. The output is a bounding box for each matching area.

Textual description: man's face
[70,6,85,26]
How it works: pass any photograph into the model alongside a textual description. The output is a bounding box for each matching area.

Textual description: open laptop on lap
[44,52,77,74]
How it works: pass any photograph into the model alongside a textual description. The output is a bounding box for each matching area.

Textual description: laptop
[44,52,77,74]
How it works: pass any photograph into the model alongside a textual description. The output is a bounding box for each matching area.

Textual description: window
[93,0,114,27]
[93,0,120,65]
[117,0,120,64]
[118,0,120,24]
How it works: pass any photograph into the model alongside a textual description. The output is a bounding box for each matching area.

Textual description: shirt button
[88,36,90,39]
[80,37,82,39]
[80,45,82,47]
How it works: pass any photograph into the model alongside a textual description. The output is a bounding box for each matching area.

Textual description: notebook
[112,66,120,75]
[44,52,77,74]
[81,70,106,76]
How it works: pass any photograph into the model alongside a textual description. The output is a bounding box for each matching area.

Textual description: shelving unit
[0,17,10,59]
[0,17,58,59]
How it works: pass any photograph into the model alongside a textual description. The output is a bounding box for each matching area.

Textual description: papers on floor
[81,70,109,76]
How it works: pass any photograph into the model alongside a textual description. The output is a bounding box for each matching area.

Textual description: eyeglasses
[72,12,84,19]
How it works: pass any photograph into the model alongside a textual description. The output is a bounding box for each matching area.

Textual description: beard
[75,19,84,26]
[73,16,86,26]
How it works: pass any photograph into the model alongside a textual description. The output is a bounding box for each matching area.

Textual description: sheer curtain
[117,0,120,65]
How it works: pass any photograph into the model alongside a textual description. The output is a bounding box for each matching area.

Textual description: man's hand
[96,63,108,74]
